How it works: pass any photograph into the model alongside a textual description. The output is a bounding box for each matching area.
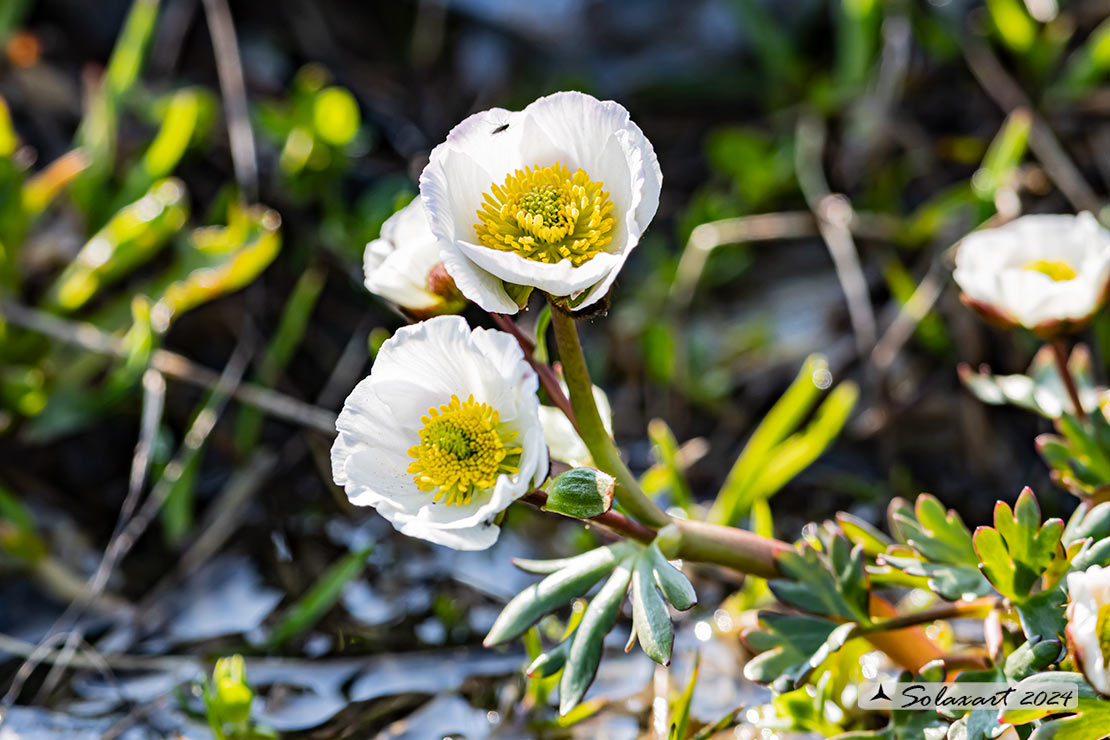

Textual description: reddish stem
[1051,338,1087,421]
[520,490,655,543]
[490,313,578,432]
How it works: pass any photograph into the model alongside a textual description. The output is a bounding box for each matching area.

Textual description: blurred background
[2,0,1110,737]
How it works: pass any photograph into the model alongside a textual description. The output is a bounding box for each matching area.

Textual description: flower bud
[209,655,253,726]
[542,467,615,519]
[363,198,466,316]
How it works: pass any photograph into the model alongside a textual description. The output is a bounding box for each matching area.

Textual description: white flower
[363,198,464,315]
[539,382,612,467]
[331,315,549,550]
[953,212,1110,335]
[419,90,662,314]
[1066,563,1110,696]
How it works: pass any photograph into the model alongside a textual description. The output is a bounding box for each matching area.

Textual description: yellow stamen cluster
[1023,259,1077,282]
[474,162,615,266]
[407,394,521,506]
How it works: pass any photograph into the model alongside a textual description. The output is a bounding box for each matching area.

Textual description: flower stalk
[1050,338,1087,421]
[549,302,671,529]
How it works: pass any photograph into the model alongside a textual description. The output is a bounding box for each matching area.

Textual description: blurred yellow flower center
[1097,602,1110,663]
[474,162,616,266]
[407,394,521,506]
[1023,259,1076,282]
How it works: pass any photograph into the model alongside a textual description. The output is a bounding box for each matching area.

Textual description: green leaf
[266,546,372,647]
[559,556,634,714]
[1001,672,1099,727]
[837,511,892,558]
[879,552,992,602]
[972,108,1031,201]
[1004,637,1063,681]
[771,534,871,623]
[668,654,699,740]
[646,542,697,611]
[630,548,673,666]
[234,266,325,452]
[973,488,1064,602]
[646,418,694,512]
[485,542,636,646]
[708,354,829,524]
[742,612,841,691]
[1064,502,1110,546]
[891,494,979,565]
[1015,585,1067,642]
[526,636,571,679]
[45,178,189,312]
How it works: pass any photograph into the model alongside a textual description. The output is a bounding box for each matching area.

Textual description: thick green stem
[656,519,787,579]
[548,303,670,529]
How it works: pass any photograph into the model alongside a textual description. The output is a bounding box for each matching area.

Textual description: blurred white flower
[1066,563,1110,696]
[363,198,464,315]
[419,90,662,313]
[331,316,549,550]
[953,213,1110,336]
[539,381,612,467]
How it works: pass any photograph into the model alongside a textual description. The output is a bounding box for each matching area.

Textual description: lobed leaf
[973,488,1064,602]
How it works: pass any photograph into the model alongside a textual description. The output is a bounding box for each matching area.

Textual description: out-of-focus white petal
[1067,564,1110,696]
[540,382,612,467]
[954,213,1110,333]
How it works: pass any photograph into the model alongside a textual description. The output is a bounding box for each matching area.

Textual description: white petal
[330,315,548,551]
[418,91,661,311]
[955,212,1110,328]
[363,199,445,311]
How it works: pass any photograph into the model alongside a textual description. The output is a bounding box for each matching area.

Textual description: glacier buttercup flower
[331,315,549,550]
[419,91,662,313]
[1066,563,1110,696]
[953,213,1110,336]
[363,198,464,316]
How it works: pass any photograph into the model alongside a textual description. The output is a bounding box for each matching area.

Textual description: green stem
[656,519,787,579]
[548,302,670,529]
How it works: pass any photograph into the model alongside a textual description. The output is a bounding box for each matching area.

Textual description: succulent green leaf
[646,542,697,611]
[559,556,634,715]
[630,549,673,665]
[486,542,636,647]
[879,553,992,602]
[526,637,572,679]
